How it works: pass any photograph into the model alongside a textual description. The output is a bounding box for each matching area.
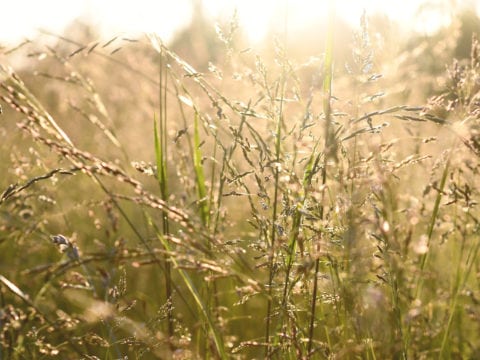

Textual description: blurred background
[1,0,478,45]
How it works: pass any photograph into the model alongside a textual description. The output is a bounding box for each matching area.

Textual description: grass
[1,5,480,359]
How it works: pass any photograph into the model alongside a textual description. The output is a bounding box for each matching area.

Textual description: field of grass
[1,4,480,359]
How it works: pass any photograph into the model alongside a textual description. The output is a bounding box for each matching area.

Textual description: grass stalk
[193,110,222,358]
[264,53,287,360]
[160,46,174,340]
[264,4,291,356]
[412,153,451,304]
[193,111,210,227]
[280,146,320,312]
[152,43,174,341]
[307,0,335,356]
[439,214,480,357]
[152,225,226,359]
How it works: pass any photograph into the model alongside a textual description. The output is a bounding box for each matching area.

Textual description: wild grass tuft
[1,6,480,360]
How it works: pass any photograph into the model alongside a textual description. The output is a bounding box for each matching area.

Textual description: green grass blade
[153,228,226,359]
[154,113,168,199]
[282,148,320,303]
[413,155,451,301]
[439,217,480,357]
[154,102,174,339]
[193,111,209,226]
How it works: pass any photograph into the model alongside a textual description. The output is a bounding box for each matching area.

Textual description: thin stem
[264,4,289,353]
[308,0,335,356]
[158,46,175,341]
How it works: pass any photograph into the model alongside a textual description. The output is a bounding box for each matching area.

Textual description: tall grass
[1,8,480,360]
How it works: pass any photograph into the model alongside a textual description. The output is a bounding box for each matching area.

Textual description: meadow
[1,5,480,359]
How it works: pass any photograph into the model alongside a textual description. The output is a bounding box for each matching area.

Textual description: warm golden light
[0,0,473,44]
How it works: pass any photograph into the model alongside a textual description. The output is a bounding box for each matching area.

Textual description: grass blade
[193,111,210,227]
[153,228,226,359]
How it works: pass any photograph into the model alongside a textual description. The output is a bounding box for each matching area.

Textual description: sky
[0,0,477,45]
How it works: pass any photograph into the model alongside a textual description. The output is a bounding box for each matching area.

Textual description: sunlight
[201,0,454,42]
[2,0,480,358]
[0,0,475,44]
[0,1,84,43]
